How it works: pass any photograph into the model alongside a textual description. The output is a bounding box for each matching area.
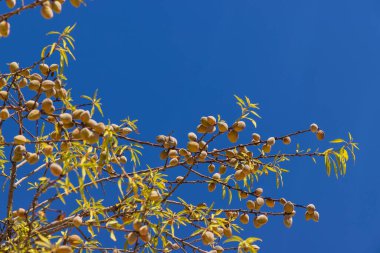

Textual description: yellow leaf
[110,230,117,241]
[330,139,345,143]
[224,235,243,243]
[246,236,262,244]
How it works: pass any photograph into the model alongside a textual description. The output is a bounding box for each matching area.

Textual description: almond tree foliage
[0,1,359,253]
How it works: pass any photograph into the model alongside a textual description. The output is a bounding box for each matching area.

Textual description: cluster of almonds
[251,123,324,154]
[10,133,56,166]
[251,133,291,153]
[40,0,64,19]
[157,120,324,175]
[195,190,319,250]
[126,221,151,245]
[156,116,326,189]
[11,207,27,220]
[11,211,82,252]
[11,135,39,163]
[241,188,319,230]
[1,0,82,38]
[156,115,240,167]
[200,217,258,252]
[305,204,319,222]
[48,216,84,252]
[157,132,209,166]
[156,135,178,149]
[193,115,246,143]
[10,209,84,253]
[9,112,129,161]
[1,62,66,99]
[39,0,83,19]
[182,185,320,251]
[195,115,245,144]
[10,120,130,172]
[207,148,260,191]
[0,62,134,177]
[310,123,325,140]
[196,115,218,133]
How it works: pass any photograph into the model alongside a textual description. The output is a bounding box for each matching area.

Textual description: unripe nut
[27,109,41,121]
[50,163,62,177]
[217,122,228,132]
[282,136,291,145]
[240,213,249,224]
[187,141,199,152]
[56,246,73,253]
[72,216,82,227]
[310,123,319,133]
[284,201,294,213]
[316,130,325,140]
[41,5,54,19]
[306,204,316,214]
[227,130,238,143]
[256,215,268,225]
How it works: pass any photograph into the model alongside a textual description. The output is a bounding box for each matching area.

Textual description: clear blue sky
[1,0,378,252]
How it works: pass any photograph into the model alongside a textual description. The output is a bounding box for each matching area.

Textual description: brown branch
[0,0,44,23]
[5,162,17,238]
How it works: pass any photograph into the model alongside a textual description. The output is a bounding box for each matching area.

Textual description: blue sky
[1,0,379,252]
